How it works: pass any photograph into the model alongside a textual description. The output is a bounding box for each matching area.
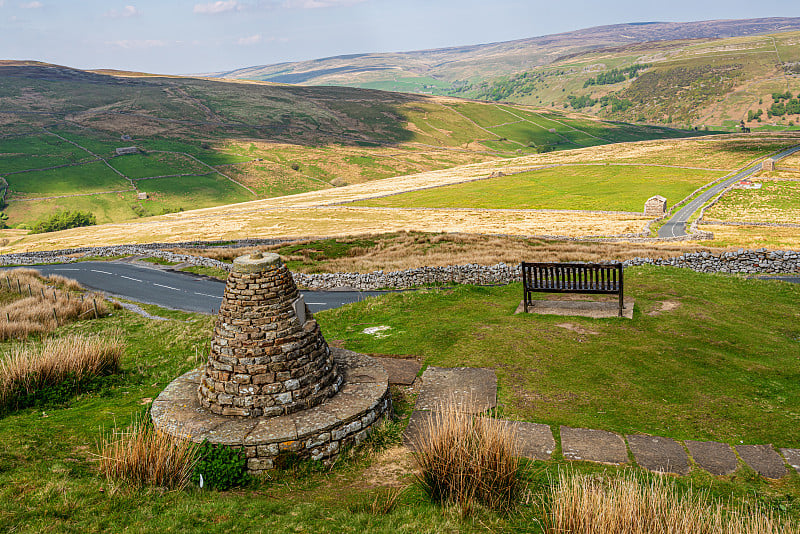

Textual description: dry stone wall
[2,244,796,290]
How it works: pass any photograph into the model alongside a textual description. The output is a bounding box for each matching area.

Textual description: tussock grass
[97,420,198,490]
[0,268,107,340]
[411,400,523,513]
[546,471,797,534]
[0,333,124,408]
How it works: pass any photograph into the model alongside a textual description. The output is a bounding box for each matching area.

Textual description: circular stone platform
[152,348,391,473]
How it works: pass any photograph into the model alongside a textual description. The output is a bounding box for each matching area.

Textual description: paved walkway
[397,365,799,480]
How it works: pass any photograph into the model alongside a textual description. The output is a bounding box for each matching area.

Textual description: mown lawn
[354,165,725,212]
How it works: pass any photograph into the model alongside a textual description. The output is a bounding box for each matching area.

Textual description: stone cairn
[152,252,391,473]
[198,252,342,417]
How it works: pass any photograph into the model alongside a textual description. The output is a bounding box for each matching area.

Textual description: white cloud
[105,5,140,18]
[107,39,167,49]
[19,1,42,8]
[282,0,366,8]
[237,34,262,45]
[193,0,240,14]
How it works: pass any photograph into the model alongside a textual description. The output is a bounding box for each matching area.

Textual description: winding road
[6,261,388,314]
[658,144,800,238]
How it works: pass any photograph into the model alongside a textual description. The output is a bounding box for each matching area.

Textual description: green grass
[5,161,131,199]
[706,180,800,223]
[318,267,800,446]
[109,153,208,179]
[4,191,141,226]
[1,268,800,531]
[354,165,726,212]
[179,265,228,280]
[0,133,83,159]
[135,174,252,212]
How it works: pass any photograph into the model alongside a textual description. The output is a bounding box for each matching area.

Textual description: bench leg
[619,292,624,317]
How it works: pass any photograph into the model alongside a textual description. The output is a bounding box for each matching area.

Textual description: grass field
[354,165,726,212]
[4,191,141,226]
[135,173,253,211]
[706,180,800,224]
[109,152,208,179]
[1,268,799,531]
[320,267,800,445]
[5,161,131,199]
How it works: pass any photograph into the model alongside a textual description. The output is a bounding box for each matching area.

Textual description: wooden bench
[521,262,624,317]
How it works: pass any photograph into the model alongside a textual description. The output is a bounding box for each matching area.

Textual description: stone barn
[762,158,775,172]
[644,195,667,216]
[115,146,138,156]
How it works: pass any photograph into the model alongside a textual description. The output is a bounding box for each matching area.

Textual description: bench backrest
[521,262,623,294]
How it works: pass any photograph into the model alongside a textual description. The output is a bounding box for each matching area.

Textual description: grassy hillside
[0,62,704,227]
[459,31,800,130]
[5,133,798,252]
[213,18,800,90]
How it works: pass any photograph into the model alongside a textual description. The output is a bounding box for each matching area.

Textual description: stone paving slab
[371,356,421,385]
[736,444,787,479]
[561,426,628,465]
[509,422,555,461]
[685,440,738,476]
[414,366,497,413]
[627,435,689,475]
[402,410,434,451]
[780,448,800,473]
[515,298,634,319]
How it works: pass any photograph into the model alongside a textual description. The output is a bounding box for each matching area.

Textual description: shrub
[98,420,198,490]
[191,440,248,490]
[411,399,523,512]
[0,333,124,410]
[30,210,96,234]
[545,471,798,533]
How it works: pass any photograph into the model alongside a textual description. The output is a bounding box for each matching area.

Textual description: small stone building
[137,192,148,200]
[115,146,138,156]
[762,158,775,172]
[644,195,667,216]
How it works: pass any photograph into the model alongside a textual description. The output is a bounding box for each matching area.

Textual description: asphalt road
[658,144,800,238]
[8,261,389,314]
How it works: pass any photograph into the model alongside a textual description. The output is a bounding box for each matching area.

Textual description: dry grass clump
[411,402,523,513]
[97,420,198,490]
[0,333,124,408]
[170,233,731,274]
[0,268,107,340]
[546,471,797,534]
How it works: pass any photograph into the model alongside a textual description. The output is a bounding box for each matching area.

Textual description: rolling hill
[210,18,800,87]
[0,62,702,228]
[209,18,800,130]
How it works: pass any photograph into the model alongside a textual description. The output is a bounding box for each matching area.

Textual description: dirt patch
[555,322,600,335]
[359,445,415,488]
[648,300,681,316]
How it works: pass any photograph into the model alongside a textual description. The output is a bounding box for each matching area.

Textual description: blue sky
[0,0,798,74]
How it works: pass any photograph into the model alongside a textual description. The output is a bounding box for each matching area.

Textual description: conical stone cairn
[198,252,342,417]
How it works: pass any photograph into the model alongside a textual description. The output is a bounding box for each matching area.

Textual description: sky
[0,0,798,74]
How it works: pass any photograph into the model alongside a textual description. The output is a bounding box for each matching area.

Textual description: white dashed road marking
[153,283,180,291]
